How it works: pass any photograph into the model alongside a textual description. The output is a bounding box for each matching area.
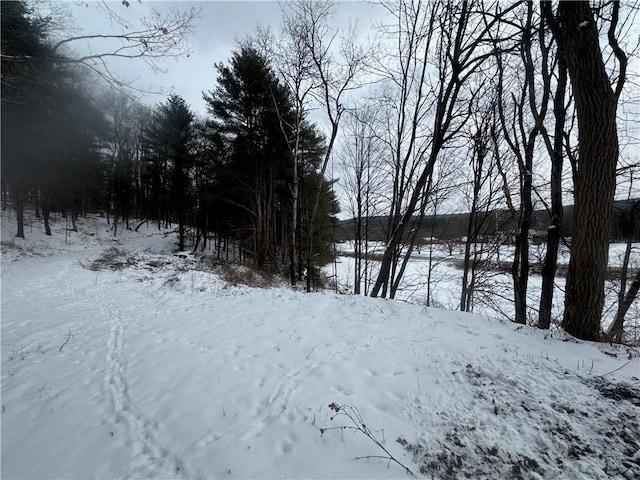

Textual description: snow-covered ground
[2,211,639,479]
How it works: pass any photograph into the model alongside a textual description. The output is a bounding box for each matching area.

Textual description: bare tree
[336,106,386,294]
[263,13,317,286]
[537,1,570,330]
[547,1,627,340]
[48,2,198,93]
[369,0,521,299]
[460,115,492,312]
[366,0,439,299]
[284,0,368,291]
[492,3,551,324]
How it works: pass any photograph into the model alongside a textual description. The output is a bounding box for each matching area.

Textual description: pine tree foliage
[203,47,338,274]
[143,95,195,250]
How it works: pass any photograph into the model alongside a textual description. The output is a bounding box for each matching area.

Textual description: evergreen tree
[1,1,106,237]
[203,47,336,273]
[204,47,297,269]
[144,95,195,250]
[1,1,55,237]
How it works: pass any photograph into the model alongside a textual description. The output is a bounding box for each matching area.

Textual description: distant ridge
[336,198,640,243]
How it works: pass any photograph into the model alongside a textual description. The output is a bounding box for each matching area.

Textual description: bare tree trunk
[608,269,640,343]
[290,164,299,286]
[70,201,78,232]
[606,201,640,341]
[513,154,533,325]
[554,2,624,341]
[42,191,51,236]
[465,182,481,312]
[307,123,340,291]
[354,189,362,294]
[14,188,25,239]
[461,123,489,311]
[538,30,568,329]
[391,189,430,299]
[34,190,40,218]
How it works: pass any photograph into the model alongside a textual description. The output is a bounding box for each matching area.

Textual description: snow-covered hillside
[2,212,639,479]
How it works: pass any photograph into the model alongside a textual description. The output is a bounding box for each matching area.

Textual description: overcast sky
[64,1,385,117]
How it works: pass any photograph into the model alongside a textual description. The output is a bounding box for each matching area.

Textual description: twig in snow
[59,330,72,353]
[596,361,630,378]
[306,345,319,359]
[317,402,415,476]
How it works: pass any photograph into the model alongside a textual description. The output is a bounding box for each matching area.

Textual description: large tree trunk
[556,3,620,341]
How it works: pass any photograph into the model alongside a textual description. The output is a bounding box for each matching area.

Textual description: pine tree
[1,1,55,237]
[203,47,336,273]
[144,95,195,250]
[204,47,297,269]
[2,1,106,237]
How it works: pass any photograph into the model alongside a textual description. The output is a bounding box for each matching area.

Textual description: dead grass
[1,240,23,251]
[219,264,279,288]
[86,247,138,271]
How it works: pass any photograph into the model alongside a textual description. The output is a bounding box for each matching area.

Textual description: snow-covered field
[2,212,639,479]
[332,240,640,331]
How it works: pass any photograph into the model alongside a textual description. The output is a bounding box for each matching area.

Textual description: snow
[333,240,640,330]
[2,211,640,479]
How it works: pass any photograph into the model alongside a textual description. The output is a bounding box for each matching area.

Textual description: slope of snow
[2,212,639,479]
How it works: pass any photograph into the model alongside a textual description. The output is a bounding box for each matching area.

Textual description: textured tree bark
[556,3,620,341]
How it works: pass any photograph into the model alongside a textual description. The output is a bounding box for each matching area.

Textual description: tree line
[1,1,338,290]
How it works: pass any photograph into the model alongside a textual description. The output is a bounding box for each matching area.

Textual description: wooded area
[1,1,339,291]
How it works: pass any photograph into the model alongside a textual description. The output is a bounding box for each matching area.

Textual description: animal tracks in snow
[56,260,189,479]
[196,365,308,448]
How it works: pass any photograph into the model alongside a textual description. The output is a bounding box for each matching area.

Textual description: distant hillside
[336,199,640,243]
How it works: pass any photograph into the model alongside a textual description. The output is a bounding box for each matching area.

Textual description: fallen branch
[596,361,630,378]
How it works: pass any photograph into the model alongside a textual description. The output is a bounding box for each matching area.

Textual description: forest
[2,0,639,343]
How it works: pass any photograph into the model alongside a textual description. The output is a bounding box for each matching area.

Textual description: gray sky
[64,1,385,116]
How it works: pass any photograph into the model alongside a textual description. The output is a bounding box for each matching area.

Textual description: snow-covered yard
[2,212,639,479]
